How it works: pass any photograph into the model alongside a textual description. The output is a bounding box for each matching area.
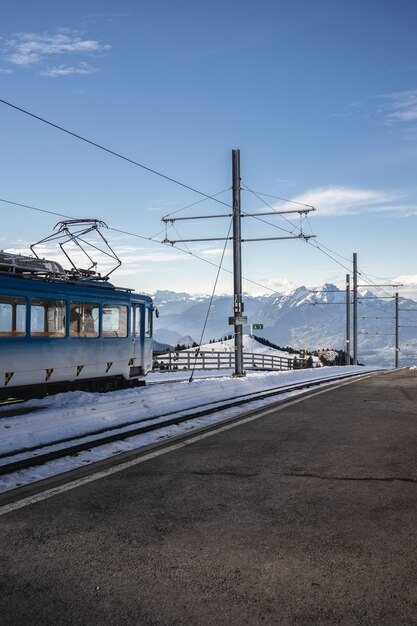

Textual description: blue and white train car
[0,252,154,399]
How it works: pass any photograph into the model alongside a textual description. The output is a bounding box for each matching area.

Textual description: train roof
[0,252,152,301]
[0,251,66,276]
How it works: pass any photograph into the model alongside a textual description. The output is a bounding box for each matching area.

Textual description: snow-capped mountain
[153,285,417,366]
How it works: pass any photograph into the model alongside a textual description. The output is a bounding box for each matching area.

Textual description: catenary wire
[0,197,75,221]
[0,194,390,300]
[0,98,404,297]
[241,182,358,274]
[0,197,280,295]
[188,220,233,383]
[0,98,231,208]
[1,195,402,302]
[3,97,389,293]
[241,182,308,235]
[241,188,315,210]
[162,188,231,219]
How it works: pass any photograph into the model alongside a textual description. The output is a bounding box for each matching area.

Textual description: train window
[132,306,141,337]
[145,307,152,337]
[0,295,26,337]
[31,298,65,337]
[70,302,99,338]
[103,304,128,337]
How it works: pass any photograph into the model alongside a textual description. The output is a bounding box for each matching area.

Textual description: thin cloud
[145,200,181,212]
[374,202,417,217]
[333,100,364,119]
[392,274,417,300]
[243,276,295,296]
[80,14,130,26]
[198,247,232,258]
[377,89,417,123]
[40,62,98,77]
[394,273,417,286]
[1,29,110,76]
[274,186,402,217]
[118,251,190,264]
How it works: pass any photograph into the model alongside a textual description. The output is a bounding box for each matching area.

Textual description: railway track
[0,369,379,482]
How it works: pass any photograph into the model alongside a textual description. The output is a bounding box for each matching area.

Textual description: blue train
[0,250,154,400]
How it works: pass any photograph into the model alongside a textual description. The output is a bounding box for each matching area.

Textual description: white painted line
[0,373,375,516]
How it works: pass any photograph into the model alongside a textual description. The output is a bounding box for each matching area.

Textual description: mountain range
[152,285,417,367]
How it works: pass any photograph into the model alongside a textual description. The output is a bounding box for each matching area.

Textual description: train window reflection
[70,302,99,338]
[103,304,128,337]
[31,298,65,337]
[0,295,26,337]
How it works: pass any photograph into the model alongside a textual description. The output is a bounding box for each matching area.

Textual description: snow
[180,335,298,359]
[0,365,379,494]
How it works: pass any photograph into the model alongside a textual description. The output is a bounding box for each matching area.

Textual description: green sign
[252,323,264,330]
[229,316,248,325]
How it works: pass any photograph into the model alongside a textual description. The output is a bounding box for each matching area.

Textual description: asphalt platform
[1,368,417,625]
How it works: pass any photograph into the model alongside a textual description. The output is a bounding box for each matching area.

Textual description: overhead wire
[0,96,406,301]
[0,95,406,312]
[1,192,404,358]
[0,98,231,208]
[2,96,396,300]
[241,183,404,354]
[0,196,280,295]
[0,193,398,303]
[149,188,231,239]
[241,187,315,209]
[188,219,233,383]
[241,182,310,235]
[162,188,231,219]
[0,196,74,221]
[242,182,354,273]
[304,239,352,273]
[171,223,194,256]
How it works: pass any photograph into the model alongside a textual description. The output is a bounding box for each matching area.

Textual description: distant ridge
[153,285,417,366]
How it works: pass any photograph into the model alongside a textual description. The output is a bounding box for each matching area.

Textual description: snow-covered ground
[167,334,318,361]
[156,334,323,370]
[0,366,379,494]
[189,335,296,358]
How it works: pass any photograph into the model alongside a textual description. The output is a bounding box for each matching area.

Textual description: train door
[132,304,142,361]
[143,305,153,373]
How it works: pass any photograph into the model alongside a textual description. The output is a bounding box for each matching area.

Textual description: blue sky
[1,0,417,298]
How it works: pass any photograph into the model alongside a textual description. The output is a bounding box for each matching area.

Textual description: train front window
[0,295,26,337]
[103,304,128,337]
[31,299,65,337]
[70,302,99,338]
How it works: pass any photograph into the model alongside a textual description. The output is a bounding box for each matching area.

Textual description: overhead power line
[0,196,280,295]
[0,97,230,208]
[0,197,74,220]
[2,97,375,288]
[241,188,316,210]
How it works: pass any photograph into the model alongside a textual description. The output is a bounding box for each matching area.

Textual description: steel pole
[232,149,244,376]
[353,253,358,365]
[346,273,351,365]
[395,292,399,368]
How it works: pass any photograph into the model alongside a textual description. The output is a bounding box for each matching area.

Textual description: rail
[0,369,375,483]
[154,350,304,372]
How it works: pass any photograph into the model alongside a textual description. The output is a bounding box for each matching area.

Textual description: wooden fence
[153,350,303,372]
